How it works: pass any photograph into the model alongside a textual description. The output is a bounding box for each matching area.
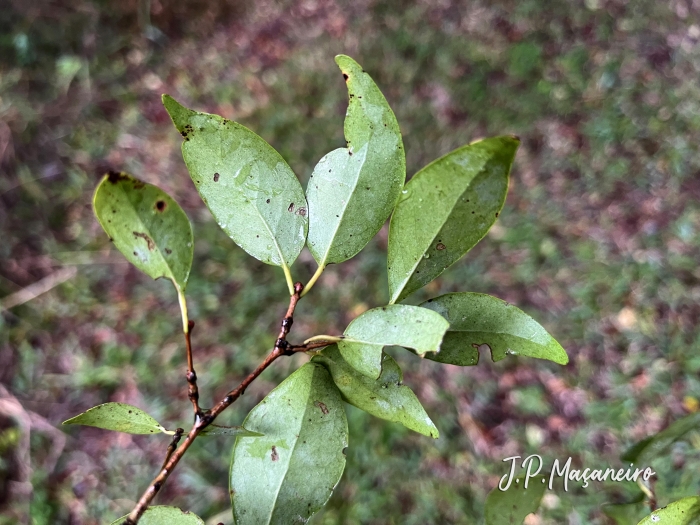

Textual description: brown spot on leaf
[436,243,446,251]
[133,231,155,251]
[342,73,348,81]
[213,173,220,182]
[107,171,128,183]
[271,446,279,461]
[296,207,307,216]
[155,200,166,212]
[165,248,172,254]
[314,401,329,415]
[288,202,295,213]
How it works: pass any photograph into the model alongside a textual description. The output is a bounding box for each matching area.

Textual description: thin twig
[124,282,306,525]
[184,321,201,417]
[0,266,77,310]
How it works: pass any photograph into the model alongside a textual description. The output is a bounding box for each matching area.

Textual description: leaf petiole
[301,263,325,297]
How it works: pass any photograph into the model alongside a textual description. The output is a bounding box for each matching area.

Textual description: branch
[124,282,306,524]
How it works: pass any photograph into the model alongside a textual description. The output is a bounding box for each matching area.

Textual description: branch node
[293,282,304,294]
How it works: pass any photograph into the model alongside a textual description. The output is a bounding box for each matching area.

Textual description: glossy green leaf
[421,293,568,366]
[484,475,546,525]
[110,506,204,525]
[163,95,307,268]
[229,363,348,525]
[305,55,405,266]
[622,412,700,465]
[387,136,519,303]
[601,493,646,525]
[93,172,193,292]
[312,345,438,438]
[339,304,449,378]
[62,403,165,435]
[200,424,263,437]
[637,497,700,525]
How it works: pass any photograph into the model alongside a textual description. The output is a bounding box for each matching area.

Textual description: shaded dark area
[1,0,700,523]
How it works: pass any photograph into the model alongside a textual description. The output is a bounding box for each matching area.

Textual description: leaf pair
[162,55,405,288]
[324,292,567,381]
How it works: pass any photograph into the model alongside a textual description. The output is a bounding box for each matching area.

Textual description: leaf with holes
[110,506,205,525]
[62,403,165,435]
[93,172,193,292]
[387,136,519,303]
[312,345,438,438]
[622,412,700,465]
[229,363,348,525]
[420,293,568,366]
[305,55,405,267]
[637,497,700,525]
[339,304,449,378]
[163,95,307,269]
[484,475,546,525]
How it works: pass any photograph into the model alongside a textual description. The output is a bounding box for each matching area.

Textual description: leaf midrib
[318,144,369,266]
[265,373,315,523]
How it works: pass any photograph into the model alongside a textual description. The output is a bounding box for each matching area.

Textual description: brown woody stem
[124,282,307,524]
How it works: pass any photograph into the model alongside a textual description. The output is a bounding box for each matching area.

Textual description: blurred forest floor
[2,0,700,523]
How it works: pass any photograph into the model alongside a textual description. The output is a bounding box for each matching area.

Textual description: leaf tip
[162,94,192,132]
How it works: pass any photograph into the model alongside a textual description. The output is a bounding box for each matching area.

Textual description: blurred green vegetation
[2,0,700,523]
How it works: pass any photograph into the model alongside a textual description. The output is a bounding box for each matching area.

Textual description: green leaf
[387,136,519,303]
[421,293,568,366]
[312,345,438,438]
[162,95,307,268]
[229,363,348,525]
[200,424,263,437]
[637,497,700,525]
[484,475,546,525]
[621,412,700,465]
[601,493,646,525]
[339,304,449,378]
[110,506,204,525]
[62,403,165,435]
[93,172,193,292]
[305,55,405,266]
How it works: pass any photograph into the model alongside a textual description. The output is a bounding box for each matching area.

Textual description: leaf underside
[306,55,405,266]
[313,345,439,438]
[93,172,193,291]
[388,136,519,303]
[339,304,449,378]
[163,95,307,268]
[421,293,568,366]
[229,363,348,525]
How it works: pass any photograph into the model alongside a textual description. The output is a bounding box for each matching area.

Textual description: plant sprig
[65,55,569,524]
